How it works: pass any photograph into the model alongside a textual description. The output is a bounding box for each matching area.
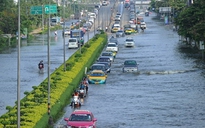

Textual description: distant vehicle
[124,37,135,47]
[96,62,111,73]
[87,70,107,84]
[105,43,119,53]
[64,110,97,128]
[114,15,121,21]
[108,36,118,45]
[50,17,61,26]
[97,56,112,67]
[68,38,78,49]
[140,22,147,30]
[111,27,120,33]
[90,64,108,73]
[116,30,125,37]
[102,1,108,6]
[124,28,136,35]
[101,52,114,62]
[145,10,149,16]
[70,29,84,42]
[122,60,139,72]
[62,29,71,36]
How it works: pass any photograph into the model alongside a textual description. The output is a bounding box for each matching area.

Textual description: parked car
[124,37,135,47]
[87,70,107,84]
[116,30,125,37]
[64,110,97,128]
[122,60,139,73]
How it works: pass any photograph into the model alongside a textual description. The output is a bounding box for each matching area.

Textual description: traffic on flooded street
[55,1,205,128]
[0,0,205,127]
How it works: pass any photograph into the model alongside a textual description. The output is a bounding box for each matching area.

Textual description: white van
[68,38,78,49]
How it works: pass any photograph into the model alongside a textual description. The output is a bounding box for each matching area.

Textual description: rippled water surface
[56,4,205,128]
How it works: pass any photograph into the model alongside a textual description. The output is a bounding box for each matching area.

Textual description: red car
[64,110,97,128]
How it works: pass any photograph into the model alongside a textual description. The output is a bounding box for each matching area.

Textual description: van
[68,38,78,49]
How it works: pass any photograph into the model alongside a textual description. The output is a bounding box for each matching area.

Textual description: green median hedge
[0,32,107,128]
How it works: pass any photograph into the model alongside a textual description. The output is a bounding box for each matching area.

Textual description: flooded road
[56,4,205,128]
[0,20,97,116]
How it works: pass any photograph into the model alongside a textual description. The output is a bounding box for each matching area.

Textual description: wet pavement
[55,2,205,128]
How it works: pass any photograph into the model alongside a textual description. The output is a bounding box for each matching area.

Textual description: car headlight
[66,126,71,128]
[88,126,94,128]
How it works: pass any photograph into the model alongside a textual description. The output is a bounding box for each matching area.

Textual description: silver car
[116,30,125,37]
[124,37,135,47]
[122,60,139,73]
[101,52,114,62]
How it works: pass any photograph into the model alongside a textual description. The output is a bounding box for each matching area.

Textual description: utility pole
[63,0,66,71]
[17,0,21,127]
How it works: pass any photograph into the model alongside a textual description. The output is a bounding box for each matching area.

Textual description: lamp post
[63,0,66,71]
[17,0,21,127]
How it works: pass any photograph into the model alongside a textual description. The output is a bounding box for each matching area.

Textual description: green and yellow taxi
[87,70,107,84]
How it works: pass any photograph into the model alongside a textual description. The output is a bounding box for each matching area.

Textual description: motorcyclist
[83,77,89,94]
[79,84,85,98]
[38,60,44,70]
[70,90,80,106]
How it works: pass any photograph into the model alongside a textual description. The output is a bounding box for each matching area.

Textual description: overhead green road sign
[30,6,43,15]
[44,4,57,14]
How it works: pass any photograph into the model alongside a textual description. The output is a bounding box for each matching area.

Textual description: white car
[68,38,78,49]
[106,43,119,52]
[140,22,146,29]
[124,37,135,47]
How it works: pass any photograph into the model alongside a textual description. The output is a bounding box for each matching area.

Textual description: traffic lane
[0,21,90,116]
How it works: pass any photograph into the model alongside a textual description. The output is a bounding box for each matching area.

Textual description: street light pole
[63,0,66,71]
[17,0,21,127]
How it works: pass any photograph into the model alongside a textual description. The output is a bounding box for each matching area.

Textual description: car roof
[92,64,105,66]
[91,70,105,73]
[72,110,92,114]
[99,56,111,59]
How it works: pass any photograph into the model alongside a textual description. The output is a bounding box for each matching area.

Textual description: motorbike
[71,96,81,108]
[79,88,86,98]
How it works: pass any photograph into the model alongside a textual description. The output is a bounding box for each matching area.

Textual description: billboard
[159,7,171,13]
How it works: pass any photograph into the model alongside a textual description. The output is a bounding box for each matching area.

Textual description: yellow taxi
[125,28,136,35]
[111,27,119,33]
[87,70,107,84]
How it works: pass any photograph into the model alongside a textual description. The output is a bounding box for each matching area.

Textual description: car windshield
[92,65,105,70]
[97,63,110,68]
[90,72,105,76]
[117,30,123,33]
[124,60,137,65]
[107,44,116,47]
[102,53,112,56]
[69,39,77,42]
[69,114,92,121]
[99,58,110,62]
[126,39,133,41]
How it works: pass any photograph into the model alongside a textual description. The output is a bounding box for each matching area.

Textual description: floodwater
[55,2,205,128]
[0,0,110,117]
[0,20,97,116]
